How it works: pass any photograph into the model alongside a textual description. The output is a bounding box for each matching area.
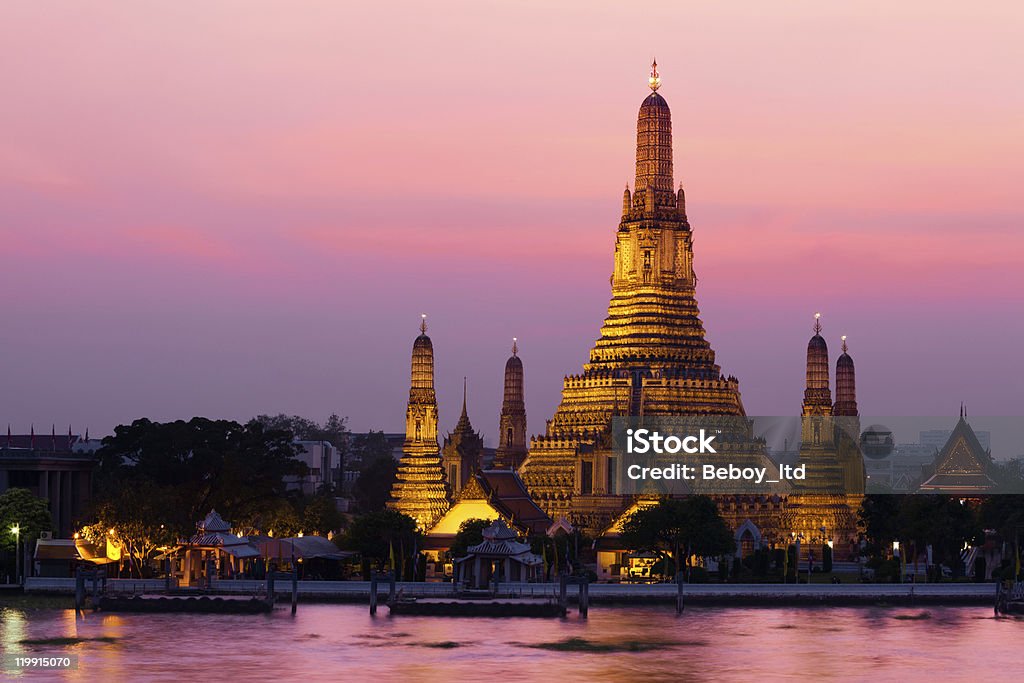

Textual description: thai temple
[390,63,867,575]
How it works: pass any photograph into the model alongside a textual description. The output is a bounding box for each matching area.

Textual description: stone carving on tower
[518,63,751,533]
[388,316,451,529]
[442,378,485,499]
[493,338,527,470]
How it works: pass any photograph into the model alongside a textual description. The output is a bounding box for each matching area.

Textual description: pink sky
[1,2,1022,443]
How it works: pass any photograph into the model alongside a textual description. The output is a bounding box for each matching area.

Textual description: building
[441,380,485,497]
[286,440,339,496]
[493,340,528,470]
[0,431,95,537]
[921,427,991,453]
[387,317,451,529]
[918,412,997,493]
[518,62,750,535]
[388,63,867,565]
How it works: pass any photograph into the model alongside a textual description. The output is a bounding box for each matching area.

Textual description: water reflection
[2,604,1020,681]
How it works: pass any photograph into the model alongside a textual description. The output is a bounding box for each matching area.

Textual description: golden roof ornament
[648,59,661,92]
[512,337,518,356]
[841,335,848,353]
[814,312,822,335]
[420,313,427,334]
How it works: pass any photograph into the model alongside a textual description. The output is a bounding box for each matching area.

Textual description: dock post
[91,570,101,610]
[267,571,275,607]
[291,570,298,615]
[579,578,589,618]
[559,574,567,612]
[388,571,396,606]
[369,571,378,615]
[75,568,85,613]
[165,558,171,593]
[676,571,685,614]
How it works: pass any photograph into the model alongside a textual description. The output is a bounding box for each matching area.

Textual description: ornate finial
[814,312,822,335]
[420,313,427,334]
[841,335,848,353]
[648,59,661,92]
[512,337,518,356]
[462,376,468,415]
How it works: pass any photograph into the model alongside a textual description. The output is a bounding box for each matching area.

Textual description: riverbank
[19,578,997,607]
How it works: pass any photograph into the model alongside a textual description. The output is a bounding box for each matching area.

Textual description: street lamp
[10,524,20,586]
[893,540,901,583]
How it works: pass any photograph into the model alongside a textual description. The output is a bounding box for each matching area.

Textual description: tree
[89,417,308,575]
[354,455,398,513]
[302,495,344,536]
[449,518,492,558]
[0,488,53,550]
[619,496,733,577]
[858,494,904,555]
[897,495,979,576]
[339,509,420,577]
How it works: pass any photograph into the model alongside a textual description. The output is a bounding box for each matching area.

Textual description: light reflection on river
[1,604,1020,681]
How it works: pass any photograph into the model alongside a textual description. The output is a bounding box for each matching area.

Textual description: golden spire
[814,312,822,335]
[841,334,848,353]
[512,337,518,356]
[648,59,661,92]
[420,313,427,334]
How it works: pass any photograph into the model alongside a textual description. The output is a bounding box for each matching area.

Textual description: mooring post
[676,571,685,614]
[291,569,298,615]
[267,571,275,606]
[92,570,101,611]
[75,568,85,613]
[579,578,589,618]
[558,574,567,611]
[165,558,171,593]
[369,570,378,615]
[388,571,396,605]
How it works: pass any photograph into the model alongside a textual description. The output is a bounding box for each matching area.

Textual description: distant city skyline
[1,3,1022,439]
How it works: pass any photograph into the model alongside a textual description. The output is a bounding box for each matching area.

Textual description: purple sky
[1,3,1022,443]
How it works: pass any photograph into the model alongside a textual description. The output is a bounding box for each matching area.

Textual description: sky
[1,2,1022,448]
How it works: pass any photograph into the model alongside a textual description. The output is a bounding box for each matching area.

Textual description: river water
[1,603,1019,681]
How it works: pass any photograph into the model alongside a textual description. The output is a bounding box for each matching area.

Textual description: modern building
[286,440,340,496]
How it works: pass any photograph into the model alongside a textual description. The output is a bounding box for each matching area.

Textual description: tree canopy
[619,496,733,574]
[339,509,420,575]
[449,518,492,558]
[0,488,53,550]
[89,417,308,574]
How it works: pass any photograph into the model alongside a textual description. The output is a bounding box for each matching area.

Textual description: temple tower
[793,316,862,557]
[493,339,527,470]
[442,379,485,498]
[833,336,858,416]
[801,313,834,447]
[519,63,748,531]
[389,316,450,529]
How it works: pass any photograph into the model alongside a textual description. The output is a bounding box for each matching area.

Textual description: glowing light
[814,312,821,319]
[10,524,19,537]
[108,528,115,536]
[648,59,661,92]
[297,531,304,537]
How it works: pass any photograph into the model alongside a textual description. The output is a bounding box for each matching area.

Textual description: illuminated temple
[391,63,866,570]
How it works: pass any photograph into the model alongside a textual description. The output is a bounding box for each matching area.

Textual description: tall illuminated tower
[388,316,450,529]
[519,63,747,529]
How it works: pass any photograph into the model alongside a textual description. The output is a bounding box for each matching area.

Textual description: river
[1,603,1019,680]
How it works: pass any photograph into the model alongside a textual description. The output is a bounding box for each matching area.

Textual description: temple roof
[919,417,995,492]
